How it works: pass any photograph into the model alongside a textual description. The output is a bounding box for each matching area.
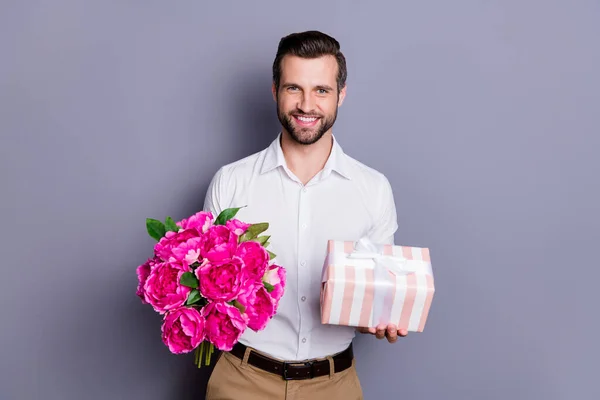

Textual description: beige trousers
[205,350,364,400]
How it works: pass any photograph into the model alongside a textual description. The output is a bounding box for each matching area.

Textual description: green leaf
[248,222,269,237]
[263,241,270,248]
[239,232,252,243]
[252,235,270,246]
[263,282,275,293]
[267,250,276,260]
[146,218,166,241]
[186,289,201,305]
[214,206,245,225]
[180,272,199,288]
[165,216,179,232]
[240,222,269,242]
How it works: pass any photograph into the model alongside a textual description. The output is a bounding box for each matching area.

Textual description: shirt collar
[260,132,352,180]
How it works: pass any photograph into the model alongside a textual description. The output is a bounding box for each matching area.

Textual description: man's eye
[288,86,298,91]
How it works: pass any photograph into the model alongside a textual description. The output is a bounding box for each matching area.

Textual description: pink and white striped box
[320,239,435,332]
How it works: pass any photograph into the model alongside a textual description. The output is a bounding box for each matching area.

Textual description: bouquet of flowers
[135,207,286,367]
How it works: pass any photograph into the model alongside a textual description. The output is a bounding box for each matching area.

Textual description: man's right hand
[356,324,408,343]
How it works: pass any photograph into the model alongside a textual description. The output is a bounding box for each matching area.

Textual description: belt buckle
[282,360,314,381]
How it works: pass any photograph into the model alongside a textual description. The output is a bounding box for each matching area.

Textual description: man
[203,30,406,400]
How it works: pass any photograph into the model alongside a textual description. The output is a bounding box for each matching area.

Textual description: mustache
[288,109,323,118]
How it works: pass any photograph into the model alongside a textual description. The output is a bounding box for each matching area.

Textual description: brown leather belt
[228,342,354,380]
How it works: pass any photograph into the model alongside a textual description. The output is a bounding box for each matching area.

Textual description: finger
[375,324,386,339]
[398,328,408,337]
[386,324,398,343]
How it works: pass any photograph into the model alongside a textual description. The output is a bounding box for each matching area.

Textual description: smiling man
[203,30,404,400]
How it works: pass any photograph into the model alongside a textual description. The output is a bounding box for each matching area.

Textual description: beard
[277,104,338,145]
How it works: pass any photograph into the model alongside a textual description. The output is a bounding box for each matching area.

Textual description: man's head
[272,31,347,145]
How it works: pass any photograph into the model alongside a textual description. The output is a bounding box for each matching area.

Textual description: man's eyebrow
[315,85,334,91]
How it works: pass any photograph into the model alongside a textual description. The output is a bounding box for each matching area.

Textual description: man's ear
[272,82,277,102]
[338,84,347,106]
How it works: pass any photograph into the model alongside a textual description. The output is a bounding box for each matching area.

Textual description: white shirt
[203,132,398,361]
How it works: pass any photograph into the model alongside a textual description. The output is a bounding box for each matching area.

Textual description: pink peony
[236,280,259,310]
[264,264,286,308]
[200,225,238,262]
[176,211,214,233]
[161,307,206,354]
[196,257,244,302]
[245,286,275,331]
[154,229,198,262]
[143,260,192,314]
[236,241,269,280]
[225,219,251,236]
[202,302,248,351]
[136,257,159,303]
[170,237,203,265]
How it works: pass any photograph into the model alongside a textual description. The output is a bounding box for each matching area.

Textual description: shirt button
[302,338,307,343]
[302,187,307,193]
[300,260,306,266]
[302,223,307,229]
[301,296,306,302]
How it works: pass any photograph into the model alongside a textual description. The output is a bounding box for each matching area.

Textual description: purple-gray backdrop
[1,1,598,399]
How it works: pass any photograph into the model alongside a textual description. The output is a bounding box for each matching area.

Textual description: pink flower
[161,307,205,354]
[177,211,214,233]
[154,229,198,262]
[171,237,203,265]
[143,260,192,314]
[236,241,269,280]
[136,257,159,303]
[200,225,238,262]
[196,257,244,302]
[236,280,259,310]
[245,286,275,331]
[264,264,286,308]
[225,219,251,236]
[202,302,248,351]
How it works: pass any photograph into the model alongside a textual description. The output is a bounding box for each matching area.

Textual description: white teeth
[297,116,317,122]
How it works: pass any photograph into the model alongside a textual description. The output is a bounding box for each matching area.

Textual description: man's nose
[297,93,316,113]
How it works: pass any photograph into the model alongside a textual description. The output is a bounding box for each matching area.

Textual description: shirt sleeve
[203,167,226,217]
[366,175,398,245]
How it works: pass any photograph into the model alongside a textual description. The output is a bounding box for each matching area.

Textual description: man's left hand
[356,324,408,343]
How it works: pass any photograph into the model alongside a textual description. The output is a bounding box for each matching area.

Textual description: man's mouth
[293,115,320,127]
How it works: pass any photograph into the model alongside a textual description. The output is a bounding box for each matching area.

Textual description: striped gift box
[320,239,435,332]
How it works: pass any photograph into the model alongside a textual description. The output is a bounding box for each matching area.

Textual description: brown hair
[272,30,347,93]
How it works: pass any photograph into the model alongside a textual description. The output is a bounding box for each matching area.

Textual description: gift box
[320,237,435,332]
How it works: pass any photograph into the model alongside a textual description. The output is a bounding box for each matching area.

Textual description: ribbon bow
[347,237,420,276]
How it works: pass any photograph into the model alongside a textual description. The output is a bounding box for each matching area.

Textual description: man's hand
[356,324,408,343]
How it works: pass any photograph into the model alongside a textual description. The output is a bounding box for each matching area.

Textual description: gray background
[1,1,598,399]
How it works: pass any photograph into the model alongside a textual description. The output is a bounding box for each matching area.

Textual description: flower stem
[205,342,210,366]
[196,342,203,368]
[193,341,215,368]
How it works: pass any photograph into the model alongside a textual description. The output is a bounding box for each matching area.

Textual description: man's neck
[280,130,333,186]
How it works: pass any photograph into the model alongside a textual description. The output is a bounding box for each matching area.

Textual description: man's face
[273,55,346,145]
